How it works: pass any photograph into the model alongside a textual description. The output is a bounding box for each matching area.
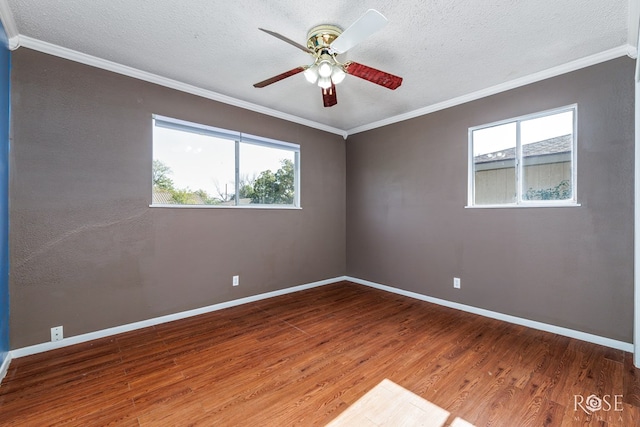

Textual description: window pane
[152,124,235,205]
[472,122,517,205]
[521,111,573,201]
[239,143,296,205]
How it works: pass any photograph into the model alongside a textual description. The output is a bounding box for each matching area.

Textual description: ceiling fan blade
[345,62,403,90]
[330,9,388,54]
[253,66,306,88]
[259,28,312,53]
[322,84,337,107]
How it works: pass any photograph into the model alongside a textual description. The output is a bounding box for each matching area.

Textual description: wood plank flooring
[1,281,639,426]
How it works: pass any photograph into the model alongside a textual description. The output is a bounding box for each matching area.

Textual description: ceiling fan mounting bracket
[306,25,342,53]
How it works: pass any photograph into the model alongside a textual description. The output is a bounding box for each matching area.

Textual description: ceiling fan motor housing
[306,25,342,53]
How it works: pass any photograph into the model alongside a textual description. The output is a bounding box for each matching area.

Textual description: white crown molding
[17,36,348,139]
[346,276,634,352]
[347,45,633,136]
[0,0,19,50]
[11,36,634,139]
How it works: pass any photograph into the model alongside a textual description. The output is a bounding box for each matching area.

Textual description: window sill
[149,204,302,210]
[465,202,581,209]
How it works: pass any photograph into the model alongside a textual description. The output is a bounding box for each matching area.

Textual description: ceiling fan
[253,9,403,107]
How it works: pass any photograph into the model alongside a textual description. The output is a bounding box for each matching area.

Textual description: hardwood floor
[1,281,639,426]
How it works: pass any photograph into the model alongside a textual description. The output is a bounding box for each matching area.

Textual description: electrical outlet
[51,326,63,342]
[453,277,461,289]
[232,275,239,287]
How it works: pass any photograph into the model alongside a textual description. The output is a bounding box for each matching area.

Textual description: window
[152,115,300,208]
[468,106,577,207]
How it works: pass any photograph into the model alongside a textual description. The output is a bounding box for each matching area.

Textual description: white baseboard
[0,351,11,385]
[11,276,348,359]
[10,274,632,360]
[346,276,634,353]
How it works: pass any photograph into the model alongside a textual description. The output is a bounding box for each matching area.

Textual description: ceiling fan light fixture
[331,66,346,84]
[304,66,319,84]
[254,9,401,107]
[317,60,333,78]
[317,76,332,89]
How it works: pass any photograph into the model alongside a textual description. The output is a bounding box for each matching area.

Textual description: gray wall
[9,48,634,348]
[10,49,346,348]
[346,57,635,342]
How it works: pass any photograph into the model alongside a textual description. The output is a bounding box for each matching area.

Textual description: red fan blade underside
[322,83,337,107]
[253,66,306,88]
[345,62,403,90]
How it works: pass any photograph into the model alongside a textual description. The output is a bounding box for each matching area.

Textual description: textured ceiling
[2,0,635,134]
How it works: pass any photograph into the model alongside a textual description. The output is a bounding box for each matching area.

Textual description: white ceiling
[0,0,637,136]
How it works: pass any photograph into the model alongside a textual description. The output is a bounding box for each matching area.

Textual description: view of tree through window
[239,143,295,205]
[152,117,299,207]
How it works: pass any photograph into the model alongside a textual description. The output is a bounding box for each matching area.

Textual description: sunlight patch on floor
[326,378,475,427]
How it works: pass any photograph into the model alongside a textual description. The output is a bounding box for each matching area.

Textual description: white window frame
[467,105,579,208]
[151,114,301,209]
